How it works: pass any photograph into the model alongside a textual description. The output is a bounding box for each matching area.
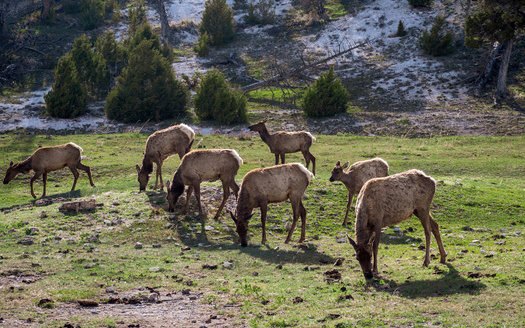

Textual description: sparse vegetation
[0,134,524,327]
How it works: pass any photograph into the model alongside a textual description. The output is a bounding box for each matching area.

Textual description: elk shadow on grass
[167,214,338,266]
[374,263,485,298]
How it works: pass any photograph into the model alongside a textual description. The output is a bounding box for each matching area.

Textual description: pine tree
[301,67,350,117]
[194,69,247,124]
[45,55,87,118]
[199,0,235,46]
[105,39,189,123]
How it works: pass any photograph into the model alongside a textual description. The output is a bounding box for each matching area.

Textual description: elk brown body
[136,124,195,191]
[3,142,95,198]
[248,119,316,175]
[347,169,447,279]
[329,158,389,225]
[231,163,314,247]
[165,149,242,220]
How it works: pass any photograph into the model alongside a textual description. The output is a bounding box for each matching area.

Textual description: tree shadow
[372,263,485,298]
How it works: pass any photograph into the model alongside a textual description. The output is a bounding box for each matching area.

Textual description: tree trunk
[42,0,51,21]
[154,0,170,43]
[496,39,513,100]
[475,41,502,96]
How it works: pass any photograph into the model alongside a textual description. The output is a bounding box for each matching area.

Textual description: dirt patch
[1,289,242,327]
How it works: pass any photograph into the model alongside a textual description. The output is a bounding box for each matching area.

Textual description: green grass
[0,133,524,327]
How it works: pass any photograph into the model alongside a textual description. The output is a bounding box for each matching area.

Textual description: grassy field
[0,133,524,327]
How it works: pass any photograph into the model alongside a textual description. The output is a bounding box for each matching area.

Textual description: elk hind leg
[285,196,301,244]
[416,209,433,267]
[68,165,80,192]
[76,161,95,187]
[214,180,230,220]
[430,214,447,263]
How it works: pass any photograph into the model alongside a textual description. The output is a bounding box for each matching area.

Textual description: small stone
[223,261,233,268]
[152,244,161,248]
[135,242,143,249]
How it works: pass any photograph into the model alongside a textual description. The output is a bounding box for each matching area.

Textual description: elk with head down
[3,142,95,198]
[165,149,242,220]
[136,124,195,191]
[248,119,316,175]
[329,158,389,226]
[346,169,447,279]
[230,163,314,247]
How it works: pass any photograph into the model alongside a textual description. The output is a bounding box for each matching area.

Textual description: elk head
[346,232,375,279]
[329,161,349,182]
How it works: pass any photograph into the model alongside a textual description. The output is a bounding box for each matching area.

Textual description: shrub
[301,67,350,117]
[396,20,407,37]
[419,14,454,56]
[199,0,235,46]
[408,0,432,7]
[194,32,210,57]
[80,0,105,30]
[246,0,275,25]
[194,69,247,124]
[45,54,87,118]
[105,40,189,123]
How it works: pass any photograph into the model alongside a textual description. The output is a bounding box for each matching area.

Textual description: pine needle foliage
[419,15,455,56]
[301,67,350,117]
[104,40,189,123]
[194,69,247,124]
[44,55,87,118]
[199,0,235,46]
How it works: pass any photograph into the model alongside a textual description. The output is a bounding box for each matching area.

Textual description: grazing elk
[346,169,447,279]
[3,142,95,198]
[136,124,195,191]
[248,119,316,175]
[329,158,389,225]
[230,163,314,247]
[165,149,242,220]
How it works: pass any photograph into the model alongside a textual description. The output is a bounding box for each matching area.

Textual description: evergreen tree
[105,39,189,123]
[80,0,105,30]
[45,54,87,118]
[465,0,525,99]
[301,67,350,117]
[199,0,235,46]
[194,69,247,124]
[419,15,454,56]
[70,34,110,97]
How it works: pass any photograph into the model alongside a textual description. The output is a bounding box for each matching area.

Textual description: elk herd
[3,120,447,279]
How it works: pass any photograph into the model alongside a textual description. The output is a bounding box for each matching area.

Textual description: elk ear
[9,161,14,166]
[262,118,268,123]
[335,161,341,166]
[368,231,376,246]
[245,214,254,221]
[342,162,349,169]
[228,210,237,224]
[135,164,141,173]
[165,180,171,191]
[346,233,358,251]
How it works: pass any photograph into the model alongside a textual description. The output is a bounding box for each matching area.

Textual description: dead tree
[153,0,171,43]
[240,42,367,93]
